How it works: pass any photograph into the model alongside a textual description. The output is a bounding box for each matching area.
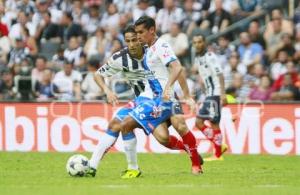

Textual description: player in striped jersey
[192,34,228,161]
[88,25,201,178]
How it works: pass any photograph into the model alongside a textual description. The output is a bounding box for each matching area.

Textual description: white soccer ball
[66,154,89,177]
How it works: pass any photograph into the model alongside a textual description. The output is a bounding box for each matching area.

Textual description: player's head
[123,24,143,58]
[134,16,156,46]
[192,34,206,54]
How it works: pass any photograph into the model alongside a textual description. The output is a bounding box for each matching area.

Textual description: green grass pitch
[0,152,299,195]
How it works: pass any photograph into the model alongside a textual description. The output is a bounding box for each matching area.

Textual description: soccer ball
[66,154,89,177]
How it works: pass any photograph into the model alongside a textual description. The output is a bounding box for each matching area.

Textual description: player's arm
[164,60,182,100]
[177,68,196,111]
[94,58,122,104]
[209,53,227,105]
[218,73,227,106]
[94,72,118,104]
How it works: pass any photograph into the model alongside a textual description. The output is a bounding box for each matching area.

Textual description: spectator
[84,27,108,61]
[9,11,36,42]
[160,23,189,64]
[32,0,50,28]
[272,60,298,91]
[269,49,288,81]
[264,9,293,59]
[0,29,11,66]
[51,47,65,72]
[63,36,84,67]
[277,33,296,59]
[31,55,47,83]
[156,0,184,34]
[295,29,300,61]
[132,0,156,22]
[7,37,30,68]
[0,68,15,100]
[230,72,252,102]
[100,3,120,31]
[59,11,83,43]
[216,35,233,66]
[23,27,38,57]
[264,9,293,40]
[224,52,246,89]
[238,32,263,67]
[80,5,102,35]
[271,73,298,101]
[71,0,85,24]
[231,0,262,22]
[34,69,58,101]
[16,0,35,17]
[248,20,266,49]
[53,60,82,101]
[34,11,61,43]
[248,75,273,101]
[81,58,104,100]
[200,0,231,34]
[182,0,203,35]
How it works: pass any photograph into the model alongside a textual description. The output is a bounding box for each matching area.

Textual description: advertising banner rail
[0,102,299,155]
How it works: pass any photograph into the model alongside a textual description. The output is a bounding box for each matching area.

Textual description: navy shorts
[197,96,221,123]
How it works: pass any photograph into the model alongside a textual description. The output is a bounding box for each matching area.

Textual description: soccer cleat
[85,167,97,177]
[204,143,228,162]
[191,166,203,175]
[204,155,224,162]
[121,169,142,179]
[221,143,228,155]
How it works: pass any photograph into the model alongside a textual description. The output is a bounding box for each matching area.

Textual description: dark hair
[36,55,47,62]
[193,33,206,42]
[123,24,136,36]
[135,16,155,30]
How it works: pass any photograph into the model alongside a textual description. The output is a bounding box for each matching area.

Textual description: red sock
[181,131,201,167]
[200,126,222,157]
[166,135,185,150]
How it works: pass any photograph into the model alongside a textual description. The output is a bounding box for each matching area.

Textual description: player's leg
[120,115,143,178]
[195,96,227,160]
[88,118,122,176]
[170,114,203,174]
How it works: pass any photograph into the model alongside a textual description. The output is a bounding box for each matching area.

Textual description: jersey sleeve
[156,40,178,67]
[207,52,222,75]
[96,55,122,77]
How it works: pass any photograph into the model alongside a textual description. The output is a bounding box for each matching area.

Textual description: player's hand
[162,88,172,101]
[221,94,227,106]
[106,90,119,105]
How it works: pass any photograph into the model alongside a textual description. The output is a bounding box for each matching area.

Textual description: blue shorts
[115,102,135,121]
[128,96,174,135]
[198,96,221,123]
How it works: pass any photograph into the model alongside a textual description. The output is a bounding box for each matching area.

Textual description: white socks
[89,130,118,169]
[122,133,139,170]
[89,130,139,171]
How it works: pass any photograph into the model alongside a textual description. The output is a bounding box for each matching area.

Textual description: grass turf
[0,152,299,195]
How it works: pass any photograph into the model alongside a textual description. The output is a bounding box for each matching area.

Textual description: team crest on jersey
[150,106,162,118]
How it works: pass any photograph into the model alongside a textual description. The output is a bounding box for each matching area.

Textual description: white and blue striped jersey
[140,37,178,98]
[96,47,148,96]
[194,51,222,96]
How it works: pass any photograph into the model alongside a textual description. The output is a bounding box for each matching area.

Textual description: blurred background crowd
[0,0,299,102]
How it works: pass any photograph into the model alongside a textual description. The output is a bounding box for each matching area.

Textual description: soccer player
[88,25,201,178]
[192,34,228,161]
[120,16,203,174]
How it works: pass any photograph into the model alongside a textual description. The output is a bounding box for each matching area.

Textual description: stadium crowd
[0,0,299,102]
